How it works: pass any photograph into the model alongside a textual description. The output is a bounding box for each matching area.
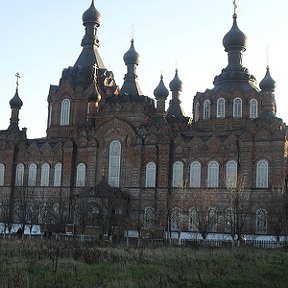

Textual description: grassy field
[0,239,288,287]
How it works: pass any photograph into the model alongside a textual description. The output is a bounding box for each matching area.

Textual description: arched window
[256,159,269,188]
[38,203,47,224]
[0,163,5,186]
[225,208,234,232]
[171,207,181,231]
[256,208,267,234]
[203,99,210,120]
[15,163,24,186]
[208,207,218,231]
[145,162,156,188]
[28,163,37,186]
[76,163,86,187]
[233,98,242,118]
[54,162,62,187]
[189,161,201,188]
[226,160,237,188]
[217,98,225,118]
[108,140,121,187]
[60,98,70,126]
[194,102,200,122]
[249,99,258,118]
[188,208,198,231]
[172,161,183,188]
[40,162,50,186]
[207,161,219,188]
[144,207,154,227]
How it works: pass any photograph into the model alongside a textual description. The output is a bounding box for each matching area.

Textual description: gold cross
[15,72,21,89]
[233,0,237,15]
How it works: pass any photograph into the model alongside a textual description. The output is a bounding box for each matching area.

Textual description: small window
[144,207,154,227]
[28,163,37,186]
[54,163,62,187]
[40,162,50,186]
[203,99,210,120]
[76,163,86,187]
[108,140,121,187]
[233,98,242,118]
[0,163,5,186]
[256,159,269,188]
[172,161,183,188]
[145,162,156,188]
[217,98,225,118]
[207,161,219,188]
[226,160,237,188]
[256,208,267,234]
[189,161,201,188]
[60,98,70,126]
[171,207,181,231]
[249,99,258,119]
[188,208,198,231]
[194,102,200,122]
[15,163,25,186]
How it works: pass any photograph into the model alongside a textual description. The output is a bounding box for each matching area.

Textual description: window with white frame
[249,99,258,119]
[189,161,201,188]
[217,98,225,118]
[226,160,237,188]
[208,207,218,231]
[172,161,183,188]
[194,102,200,122]
[0,163,5,186]
[144,207,154,227]
[256,159,269,188]
[188,208,198,231]
[225,208,234,232]
[60,98,70,126]
[15,163,24,186]
[28,163,37,186]
[54,162,62,187]
[207,161,219,188]
[40,162,50,186]
[145,162,156,188]
[256,208,267,234]
[76,163,86,187]
[171,207,181,231]
[108,140,121,187]
[233,98,242,118]
[203,99,210,120]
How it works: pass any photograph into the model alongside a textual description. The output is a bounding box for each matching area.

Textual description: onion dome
[154,75,169,99]
[259,66,276,91]
[82,0,102,27]
[169,69,183,92]
[87,83,101,102]
[223,14,247,52]
[123,39,140,65]
[9,89,23,109]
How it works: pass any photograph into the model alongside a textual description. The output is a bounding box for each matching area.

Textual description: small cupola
[123,39,140,65]
[82,0,102,27]
[154,75,169,113]
[169,69,183,92]
[259,66,276,92]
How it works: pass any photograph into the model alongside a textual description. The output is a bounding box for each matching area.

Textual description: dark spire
[119,39,142,96]
[167,69,185,119]
[74,0,105,69]
[8,73,23,132]
[154,74,169,113]
[259,66,276,118]
[259,66,276,92]
[213,6,258,92]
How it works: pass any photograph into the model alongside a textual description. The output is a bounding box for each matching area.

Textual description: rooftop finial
[131,24,135,41]
[15,72,21,90]
[266,46,270,68]
[233,0,237,17]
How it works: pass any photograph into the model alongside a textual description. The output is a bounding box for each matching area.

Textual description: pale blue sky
[0,0,287,138]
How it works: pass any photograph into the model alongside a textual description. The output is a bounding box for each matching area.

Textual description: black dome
[9,89,23,109]
[123,39,140,65]
[169,69,183,92]
[82,0,102,26]
[154,75,169,99]
[259,66,276,91]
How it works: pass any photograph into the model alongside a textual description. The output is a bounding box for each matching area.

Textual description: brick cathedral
[0,1,287,238]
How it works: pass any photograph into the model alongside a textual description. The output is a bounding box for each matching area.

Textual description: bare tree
[0,199,12,238]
